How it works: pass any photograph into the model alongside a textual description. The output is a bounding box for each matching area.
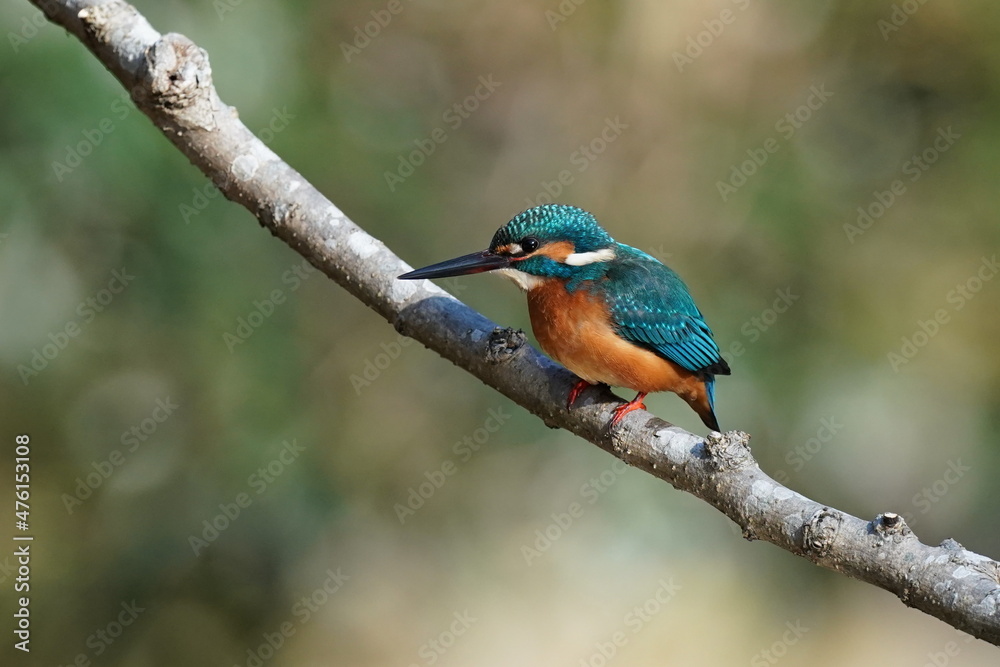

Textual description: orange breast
[526,280,706,404]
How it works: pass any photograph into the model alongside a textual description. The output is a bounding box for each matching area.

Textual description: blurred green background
[2,0,1000,664]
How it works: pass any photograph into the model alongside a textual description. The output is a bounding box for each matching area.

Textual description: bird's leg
[567,379,594,410]
[610,392,648,426]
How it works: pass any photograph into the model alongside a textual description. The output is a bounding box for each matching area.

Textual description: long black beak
[398,250,510,280]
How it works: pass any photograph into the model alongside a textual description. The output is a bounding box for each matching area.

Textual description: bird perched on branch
[398,204,730,431]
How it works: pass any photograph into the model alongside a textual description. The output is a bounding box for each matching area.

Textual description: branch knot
[802,507,842,556]
[703,430,751,471]
[874,512,913,540]
[485,327,526,364]
[139,33,216,127]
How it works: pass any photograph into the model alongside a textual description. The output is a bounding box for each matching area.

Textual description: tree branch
[32,0,1000,645]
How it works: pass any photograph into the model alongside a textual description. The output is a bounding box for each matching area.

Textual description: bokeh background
[2,0,1000,664]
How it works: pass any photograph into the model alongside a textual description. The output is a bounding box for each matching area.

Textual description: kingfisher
[398,204,730,431]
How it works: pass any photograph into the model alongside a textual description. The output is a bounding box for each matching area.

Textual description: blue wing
[601,249,730,380]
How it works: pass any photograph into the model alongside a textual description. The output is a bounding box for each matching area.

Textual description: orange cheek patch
[536,240,575,262]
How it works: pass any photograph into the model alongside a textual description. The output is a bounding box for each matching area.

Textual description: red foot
[610,392,648,426]
[567,379,593,410]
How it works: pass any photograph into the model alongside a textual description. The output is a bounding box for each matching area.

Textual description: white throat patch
[564,248,616,266]
[495,268,545,291]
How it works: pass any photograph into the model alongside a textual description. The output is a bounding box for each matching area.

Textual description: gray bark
[30,0,1000,645]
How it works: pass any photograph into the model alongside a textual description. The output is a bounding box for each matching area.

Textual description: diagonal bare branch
[30,0,1000,645]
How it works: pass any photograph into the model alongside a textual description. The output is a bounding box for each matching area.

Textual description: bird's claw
[567,379,593,410]
[609,393,648,426]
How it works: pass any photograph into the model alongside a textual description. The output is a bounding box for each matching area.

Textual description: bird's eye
[521,237,539,253]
